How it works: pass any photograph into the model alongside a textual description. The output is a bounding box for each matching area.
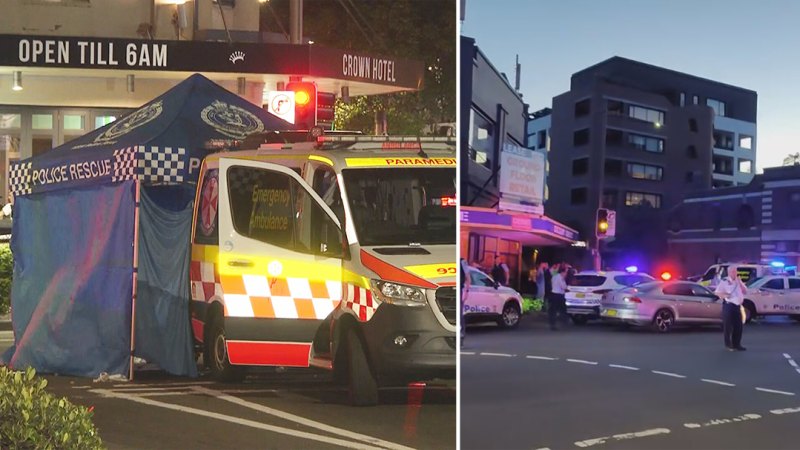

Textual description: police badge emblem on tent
[201,100,264,140]
[74,101,164,149]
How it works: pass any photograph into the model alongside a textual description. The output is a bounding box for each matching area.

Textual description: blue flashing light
[770,261,785,268]
[625,265,638,273]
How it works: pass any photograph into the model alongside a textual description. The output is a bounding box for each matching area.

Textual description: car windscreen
[569,275,606,287]
[613,274,654,287]
[631,281,662,293]
[342,167,456,246]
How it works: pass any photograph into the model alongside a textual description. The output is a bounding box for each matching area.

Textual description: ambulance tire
[346,330,379,406]
[207,315,246,383]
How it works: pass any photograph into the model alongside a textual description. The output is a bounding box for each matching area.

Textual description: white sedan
[743,275,800,322]
[463,267,524,329]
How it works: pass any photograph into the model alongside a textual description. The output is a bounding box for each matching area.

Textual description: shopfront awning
[460,206,578,246]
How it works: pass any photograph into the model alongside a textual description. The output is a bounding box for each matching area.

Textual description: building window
[679,92,685,107]
[575,99,591,117]
[573,128,590,146]
[687,145,698,159]
[693,95,699,105]
[625,191,662,208]
[627,163,663,181]
[707,98,726,117]
[602,189,618,208]
[607,99,624,115]
[739,134,753,150]
[95,115,118,129]
[713,130,734,150]
[628,104,665,126]
[605,159,623,177]
[739,159,752,174]
[571,187,588,205]
[713,155,734,175]
[689,118,698,132]
[469,109,493,169]
[606,128,623,145]
[537,130,547,149]
[572,158,589,176]
[628,133,664,153]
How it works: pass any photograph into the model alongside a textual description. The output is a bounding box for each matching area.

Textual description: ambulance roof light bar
[316,135,454,144]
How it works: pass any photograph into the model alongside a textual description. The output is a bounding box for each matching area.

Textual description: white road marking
[480,352,514,357]
[701,379,736,387]
[112,381,216,388]
[90,388,385,449]
[608,364,639,371]
[771,406,800,415]
[651,370,686,378]
[566,359,598,365]
[526,355,558,361]
[191,386,414,450]
[783,353,800,375]
[574,428,670,447]
[683,413,761,429]
[756,387,796,396]
[460,351,476,355]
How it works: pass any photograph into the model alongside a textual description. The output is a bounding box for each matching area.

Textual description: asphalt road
[461,314,800,450]
[0,332,455,450]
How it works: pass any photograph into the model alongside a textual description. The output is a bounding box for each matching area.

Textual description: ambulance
[188,133,457,405]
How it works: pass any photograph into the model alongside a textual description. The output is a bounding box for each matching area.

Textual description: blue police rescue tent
[1,74,293,379]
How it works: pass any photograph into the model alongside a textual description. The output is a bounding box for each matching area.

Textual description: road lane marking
[191,386,414,450]
[771,406,800,415]
[90,388,385,450]
[651,370,686,378]
[756,387,795,396]
[460,351,475,355]
[566,359,598,365]
[701,379,736,387]
[526,355,558,360]
[574,428,670,447]
[783,353,800,375]
[608,364,639,371]
[480,352,515,357]
[683,413,761,429]
[111,381,216,388]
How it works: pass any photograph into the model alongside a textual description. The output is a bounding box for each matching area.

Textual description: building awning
[461,206,578,246]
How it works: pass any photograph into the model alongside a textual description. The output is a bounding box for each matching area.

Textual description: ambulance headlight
[370,280,427,307]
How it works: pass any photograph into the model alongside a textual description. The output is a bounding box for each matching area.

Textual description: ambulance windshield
[342,167,456,246]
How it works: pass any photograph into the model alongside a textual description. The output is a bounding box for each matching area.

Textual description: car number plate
[576,293,585,298]
[605,309,617,316]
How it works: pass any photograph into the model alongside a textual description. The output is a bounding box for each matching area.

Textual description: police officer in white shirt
[548,267,568,330]
[714,265,747,351]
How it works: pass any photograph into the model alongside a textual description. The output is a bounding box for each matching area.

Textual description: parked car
[600,281,722,332]
[565,271,655,325]
[463,267,524,329]
[743,275,800,323]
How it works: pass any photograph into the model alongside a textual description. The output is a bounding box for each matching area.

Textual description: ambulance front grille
[435,286,457,325]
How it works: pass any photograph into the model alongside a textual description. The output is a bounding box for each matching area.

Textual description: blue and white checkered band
[112,147,137,182]
[138,146,186,184]
[9,161,32,196]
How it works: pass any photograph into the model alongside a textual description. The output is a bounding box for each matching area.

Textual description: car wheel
[652,309,675,333]
[743,301,756,324]
[206,314,246,382]
[571,315,589,326]
[346,329,378,406]
[498,302,521,329]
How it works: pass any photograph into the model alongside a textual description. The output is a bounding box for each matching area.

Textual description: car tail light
[624,296,642,303]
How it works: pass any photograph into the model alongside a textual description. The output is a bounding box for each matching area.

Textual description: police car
[566,270,655,324]
[463,267,523,329]
[742,275,800,323]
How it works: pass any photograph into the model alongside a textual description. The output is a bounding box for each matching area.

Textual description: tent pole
[129,180,142,381]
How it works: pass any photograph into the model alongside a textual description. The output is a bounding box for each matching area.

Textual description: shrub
[0,243,10,315]
[522,296,544,313]
[0,366,103,449]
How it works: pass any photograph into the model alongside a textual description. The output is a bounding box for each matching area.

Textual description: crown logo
[229,51,245,64]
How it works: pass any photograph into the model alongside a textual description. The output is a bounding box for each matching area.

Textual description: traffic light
[316,91,336,130]
[596,208,609,238]
[285,81,317,129]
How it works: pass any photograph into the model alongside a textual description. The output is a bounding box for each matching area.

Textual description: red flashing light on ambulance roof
[440,196,456,207]
[660,271,672,281]
[380,141,422,150]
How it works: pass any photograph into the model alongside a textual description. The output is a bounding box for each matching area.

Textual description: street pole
[594,100,607,271]
[290,0,303,45]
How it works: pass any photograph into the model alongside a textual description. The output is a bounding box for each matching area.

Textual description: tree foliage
[261,0,456,134]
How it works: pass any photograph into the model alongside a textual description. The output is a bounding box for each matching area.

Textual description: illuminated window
[625,191,662,208]
[628,104,665,126]
[739,159,752,174]
[739,135,753,150]
[627,163,663,181]
[628,133,664,153]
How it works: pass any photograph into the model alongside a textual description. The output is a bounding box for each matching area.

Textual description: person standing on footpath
[549,267,568,330]
[715,265,747,351]
[491,255,509,286]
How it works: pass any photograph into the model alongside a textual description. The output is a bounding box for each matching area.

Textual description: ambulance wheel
[207,315,246,382]
[346,329,378,406]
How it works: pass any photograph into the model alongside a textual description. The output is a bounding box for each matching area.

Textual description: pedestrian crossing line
[566,359,598,365]
[608,364,639,371]
[770,406,800,415]
[460,351,476,355]
[701,379,736,387]
[526,355,558,361]
[783,353,800,375]
[756,387,795,396]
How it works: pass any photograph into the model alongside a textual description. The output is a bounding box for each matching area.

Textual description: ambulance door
[217,158,345,366]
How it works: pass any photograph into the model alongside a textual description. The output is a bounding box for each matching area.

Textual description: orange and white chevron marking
[221,274,342,320]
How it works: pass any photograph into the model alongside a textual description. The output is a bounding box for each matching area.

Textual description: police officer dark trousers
[722,301,743,350]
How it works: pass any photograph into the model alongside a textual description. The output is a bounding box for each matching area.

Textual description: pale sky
[462,0,800,172]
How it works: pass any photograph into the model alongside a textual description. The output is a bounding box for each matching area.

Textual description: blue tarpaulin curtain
[134,185,198,377]
[1,183,135,377]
